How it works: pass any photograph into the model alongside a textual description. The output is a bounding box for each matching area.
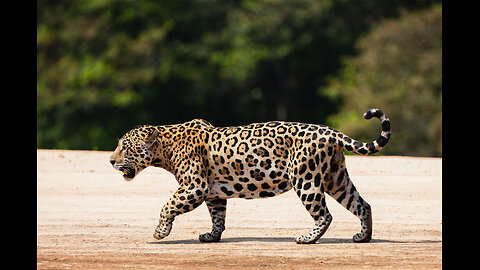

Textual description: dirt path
[37,150,442,269]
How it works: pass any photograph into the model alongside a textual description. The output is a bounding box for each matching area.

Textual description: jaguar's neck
[149,125,177,173]
[149,122,207,177]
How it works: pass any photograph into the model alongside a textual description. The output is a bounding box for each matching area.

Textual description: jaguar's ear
[144,130,158,148]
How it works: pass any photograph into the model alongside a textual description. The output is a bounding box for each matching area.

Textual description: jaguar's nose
[109,159,116,166]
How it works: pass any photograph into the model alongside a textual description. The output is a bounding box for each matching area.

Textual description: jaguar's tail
[337,109,391,155]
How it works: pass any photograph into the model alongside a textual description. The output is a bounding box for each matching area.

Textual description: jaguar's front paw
[294,234,318,244]
[153,224,170,240]
[353,232,371,243]
[199,231,222,242]
[153,231,164,240]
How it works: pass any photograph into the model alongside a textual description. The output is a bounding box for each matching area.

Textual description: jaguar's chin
[120,166,136,181]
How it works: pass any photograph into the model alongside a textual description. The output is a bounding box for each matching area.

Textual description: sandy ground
[37,149,442,269]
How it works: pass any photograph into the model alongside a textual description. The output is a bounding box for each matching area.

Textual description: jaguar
[109,108,391,244]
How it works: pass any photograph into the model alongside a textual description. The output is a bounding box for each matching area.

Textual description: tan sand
[37,149,441,269]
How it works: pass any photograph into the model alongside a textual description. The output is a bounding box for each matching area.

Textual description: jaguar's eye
[119,142,126,153]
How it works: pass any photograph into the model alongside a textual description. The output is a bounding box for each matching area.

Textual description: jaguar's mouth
[120,166,136,181]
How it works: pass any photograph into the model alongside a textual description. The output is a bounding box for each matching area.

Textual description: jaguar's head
[109,126,159,181]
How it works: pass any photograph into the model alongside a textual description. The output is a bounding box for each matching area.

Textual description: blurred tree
[37,0,441,151]
[324,4,442,156]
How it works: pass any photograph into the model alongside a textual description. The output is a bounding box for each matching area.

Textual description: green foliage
[37,0,441,153]
[324,4,442,156]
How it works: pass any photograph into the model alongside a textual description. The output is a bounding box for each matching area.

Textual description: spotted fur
[109,109,391,244]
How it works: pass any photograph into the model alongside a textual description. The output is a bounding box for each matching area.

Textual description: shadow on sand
[147,237,441,245]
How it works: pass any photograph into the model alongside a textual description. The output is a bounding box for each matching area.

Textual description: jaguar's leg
[291,176,332,244]
[199,198,227,242]
[325,160,372,243]
[153,185,207,240]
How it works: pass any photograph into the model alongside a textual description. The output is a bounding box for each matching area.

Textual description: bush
[324,4,442,157]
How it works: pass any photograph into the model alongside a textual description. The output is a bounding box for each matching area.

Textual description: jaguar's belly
[208,177,293,199]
